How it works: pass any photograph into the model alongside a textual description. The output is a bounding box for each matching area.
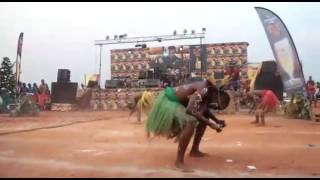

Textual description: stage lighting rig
[141,44,147,48]
[94,29,206,111]
[135,44,147,48]
[95,29,205,46]
[119,34,127,39]
[173,30,177,36]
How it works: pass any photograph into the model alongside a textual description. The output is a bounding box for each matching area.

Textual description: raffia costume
[145,76,230,138]
[146,87,197,138]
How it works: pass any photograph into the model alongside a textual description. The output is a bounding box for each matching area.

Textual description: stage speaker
[146,70,154,79]
[145,79,160,87]
[138,79,160,87]
[255,61,283,101]
[57,69,71,83]
[105,80,123,89]
[261,61,277,73]
[51,82,78,104]
[185,77,203,84]
[138,71,147,79]
[154,67,161,79]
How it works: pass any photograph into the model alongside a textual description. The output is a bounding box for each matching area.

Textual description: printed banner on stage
[110,42,249,81]
[255,7,306,96]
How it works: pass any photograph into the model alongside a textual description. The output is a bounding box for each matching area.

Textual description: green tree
[0,57,16,98]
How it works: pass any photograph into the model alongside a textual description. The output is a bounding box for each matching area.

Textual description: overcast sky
[0,2,319,86]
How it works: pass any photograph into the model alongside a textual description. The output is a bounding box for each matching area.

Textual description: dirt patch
[0,110,319,177]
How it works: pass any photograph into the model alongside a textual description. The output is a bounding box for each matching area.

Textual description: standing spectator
[306,76,316,107]
[315,82,320,101]
[0,89,4,113]
[20,83,28,96]
[39,80,46,94]
[32,83,39,94]
[27,83,33,94]
[225,62,240,91]
[38,79,50,110]
[0,88,14,113]
[32,83,39,103]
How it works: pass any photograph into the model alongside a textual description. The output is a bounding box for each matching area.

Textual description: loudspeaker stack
[254,61,284,101]
[51,69,78,110]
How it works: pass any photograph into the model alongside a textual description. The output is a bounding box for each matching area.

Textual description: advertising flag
[255,7,307,96]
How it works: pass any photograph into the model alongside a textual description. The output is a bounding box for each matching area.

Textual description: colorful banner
[85,74,100,86]
[16,32,24,82]
[17,33,24,58]
[247,65,259,81]
[110,42,249,80]
[255,7,307,96]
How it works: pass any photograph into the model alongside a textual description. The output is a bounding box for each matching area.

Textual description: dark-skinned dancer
[145,75,230,171]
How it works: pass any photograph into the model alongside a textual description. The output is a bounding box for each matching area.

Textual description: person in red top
[250,89,280,126]
[225,64,240,90]
[307,76,316,107]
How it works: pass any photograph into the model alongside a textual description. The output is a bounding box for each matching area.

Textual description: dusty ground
[0,110,319,178]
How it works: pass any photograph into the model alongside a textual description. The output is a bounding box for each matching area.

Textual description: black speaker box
[261,61,277,73]
[146,70,154,79]
[154,67,161,79]
[138,79,160,87]
[57,69,71,83]
[185,77,203,84]
[51,82,78,104]
[138,71,147,79]
[105,80,123,89]
[254,61,283,101]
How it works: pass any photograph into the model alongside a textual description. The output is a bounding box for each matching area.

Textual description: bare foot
[190,150,209,157]
[175,162,194,173]
[251,121,258,124]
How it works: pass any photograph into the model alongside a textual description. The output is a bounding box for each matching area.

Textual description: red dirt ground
[0,110,319,178]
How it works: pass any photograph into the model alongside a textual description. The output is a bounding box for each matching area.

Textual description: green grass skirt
[146,89,197,138]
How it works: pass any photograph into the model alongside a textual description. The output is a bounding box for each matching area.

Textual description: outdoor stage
[0,110,319,178]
